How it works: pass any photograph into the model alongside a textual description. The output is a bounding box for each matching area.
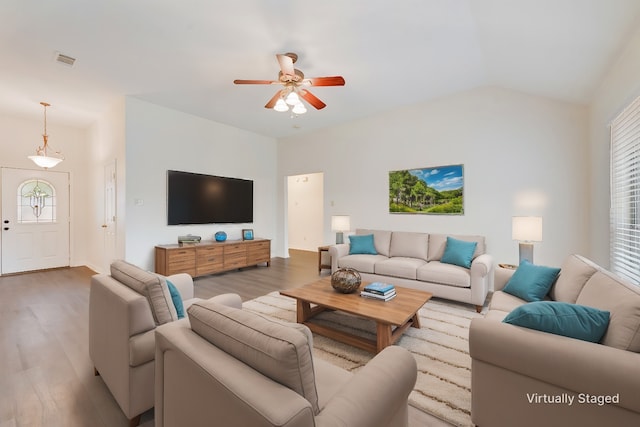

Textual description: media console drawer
[155,238,270,278]
[247,240,270,265]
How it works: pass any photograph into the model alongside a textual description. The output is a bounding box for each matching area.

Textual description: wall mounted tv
[167,170,253,225]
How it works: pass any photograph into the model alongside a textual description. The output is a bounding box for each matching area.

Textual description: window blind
[610,94,640,285]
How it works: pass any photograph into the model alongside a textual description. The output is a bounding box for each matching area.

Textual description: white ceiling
[1,0,639,138]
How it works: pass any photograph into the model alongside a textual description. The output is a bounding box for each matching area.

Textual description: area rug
[243,291,484,427]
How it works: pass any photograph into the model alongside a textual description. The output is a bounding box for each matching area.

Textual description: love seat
[469,254,640,426]
[154,298,418,427]
[329,229,493,312]
[89,260,241,426]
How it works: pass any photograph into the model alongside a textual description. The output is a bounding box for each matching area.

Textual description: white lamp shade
[512,216,542,242]
[292,102,307,114]
[28,155,63,169]
[331,215,351,232]
[285,91,300,106]
[274,99,289,112]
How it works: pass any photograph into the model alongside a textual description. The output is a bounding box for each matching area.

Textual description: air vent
[55,52,76,67]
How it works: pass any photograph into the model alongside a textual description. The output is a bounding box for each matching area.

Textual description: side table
[318,245,331,273]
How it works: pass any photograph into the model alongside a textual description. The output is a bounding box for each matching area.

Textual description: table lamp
[331,215,351,244]
[512,216,542,264]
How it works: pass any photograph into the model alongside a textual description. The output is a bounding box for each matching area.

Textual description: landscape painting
[389,164,464,215]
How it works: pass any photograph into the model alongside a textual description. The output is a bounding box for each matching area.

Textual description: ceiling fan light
[292,102,307,115]
[274,98,289,112]
[285,91,300,106]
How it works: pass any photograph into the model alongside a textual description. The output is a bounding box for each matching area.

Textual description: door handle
[101,224,108,228]
[3,227,8,231]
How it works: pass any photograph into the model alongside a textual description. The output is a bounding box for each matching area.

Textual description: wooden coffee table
[280,277,432,353]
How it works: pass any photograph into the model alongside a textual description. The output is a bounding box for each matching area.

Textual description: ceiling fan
[233,53,345,114]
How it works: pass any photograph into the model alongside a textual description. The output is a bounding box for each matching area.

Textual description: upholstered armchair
[89,260,241,426]
[155,299,418,427]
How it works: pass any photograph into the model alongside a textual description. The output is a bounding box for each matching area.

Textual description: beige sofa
[469,254,640,427]
[155,298,417,427]
[89,260,241,426]
[329,229,493,312]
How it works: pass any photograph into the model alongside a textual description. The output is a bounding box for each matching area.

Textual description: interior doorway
[287,172,324,252]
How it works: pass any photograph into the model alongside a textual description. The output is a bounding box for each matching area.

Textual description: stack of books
[360,282,396,301]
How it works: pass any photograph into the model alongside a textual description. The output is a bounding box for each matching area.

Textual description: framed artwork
[242,229,254,240]
[389,164,464,215]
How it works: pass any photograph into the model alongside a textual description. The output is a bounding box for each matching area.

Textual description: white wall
[287,172,324,251]
[589,25,640,267]
[123,98,278,270]
[85,98,126,273]
[0,112,90,269]
[278,86,589,267]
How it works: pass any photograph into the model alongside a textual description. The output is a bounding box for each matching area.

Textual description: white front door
[1,168,70,274]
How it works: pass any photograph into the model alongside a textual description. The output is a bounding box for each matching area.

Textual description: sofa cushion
[348,234,377,255]
[110,260,177,325]
[488,290,527,313]
[389,231,429,261]
[503,301,610,343]
[502,261,561,302]
[576,271,640,352]
[187,300,320,414]
[428,234,485,261]
[374,257,426,280]
[338,254,388,273]
[129,329,155,367]
[356,229,392,257]
[549,254,598,303]
[441,236,478,268]
[416,261,471,288]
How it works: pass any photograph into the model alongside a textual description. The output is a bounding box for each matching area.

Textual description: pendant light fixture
[28,101,64,169]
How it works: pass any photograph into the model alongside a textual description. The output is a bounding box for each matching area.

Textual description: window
[610,95,640,284]
[17,179,57,223]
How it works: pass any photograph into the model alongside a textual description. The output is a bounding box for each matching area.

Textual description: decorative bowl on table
[331,268,362,294]
[214,231,227,242]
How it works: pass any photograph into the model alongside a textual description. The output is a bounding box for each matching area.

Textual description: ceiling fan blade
[264,91,282,109]
[276,54,295,76]
[234,79,278,85]
[305,76,346,86]
[299,89,326,110]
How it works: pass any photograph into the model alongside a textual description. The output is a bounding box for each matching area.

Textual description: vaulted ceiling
[1,0,639,138]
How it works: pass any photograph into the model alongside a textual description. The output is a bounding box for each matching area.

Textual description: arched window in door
[17,179,57,223]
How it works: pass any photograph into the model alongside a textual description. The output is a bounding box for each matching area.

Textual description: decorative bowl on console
[214,231,227,242]
[331,268,362,294]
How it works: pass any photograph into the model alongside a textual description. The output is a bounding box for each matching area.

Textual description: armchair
[89,260,241,426]
[155,299,418,427]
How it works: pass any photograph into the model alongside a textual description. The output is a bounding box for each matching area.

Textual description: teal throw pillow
[503,301,610,343]
[349,234,377,255]
[166,279,185,319]
[440,236,478,268]
[502,261,560,302]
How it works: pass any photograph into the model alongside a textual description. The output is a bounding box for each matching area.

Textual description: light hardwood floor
[0,250,450,427]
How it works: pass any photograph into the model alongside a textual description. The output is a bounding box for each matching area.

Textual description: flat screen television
[167,170,253,225]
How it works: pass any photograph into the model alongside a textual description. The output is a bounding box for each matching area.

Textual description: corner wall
[85,98,126,273]
[278,86,589,266]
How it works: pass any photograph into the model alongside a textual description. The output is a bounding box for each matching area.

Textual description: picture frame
[389,164,464,215]
[242,229,254,240]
